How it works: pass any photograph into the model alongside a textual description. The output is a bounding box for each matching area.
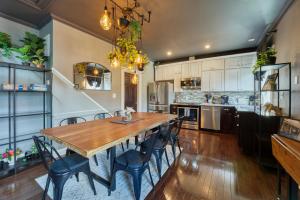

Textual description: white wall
[274,0,300,119]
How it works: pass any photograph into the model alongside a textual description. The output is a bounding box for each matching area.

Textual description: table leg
[288,175,298,200]
[277,164,282,198]
[110,146,116,191]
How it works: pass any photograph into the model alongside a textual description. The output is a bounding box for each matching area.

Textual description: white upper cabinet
[155,66,164,81]
[225,57,242,69]
[181,62,191,79]
[241,54,256,68]
[238,68,254,91]
[190,61,202,78]
[225,69,239,91]
[202,59,224,71]
[210,70,224,91]
[201,71,210,91]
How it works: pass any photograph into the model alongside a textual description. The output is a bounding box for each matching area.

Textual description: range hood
[181,78,201,90]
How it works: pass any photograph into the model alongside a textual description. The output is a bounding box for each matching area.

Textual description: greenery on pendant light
[252,47,277,73]
[0,32,13,58]
[128,20,141,42]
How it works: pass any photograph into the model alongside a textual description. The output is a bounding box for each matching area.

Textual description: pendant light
[135,50,143,65]
[111,55,120,68]
[100,0,112,31]
[131,72,138,85]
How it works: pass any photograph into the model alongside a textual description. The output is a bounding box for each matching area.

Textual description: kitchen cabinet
[221,107,237,133]
[225,69,239,91]
[225,57,242,69]
[174,73,182,92]
[210,70,224,91]
[190,61,201,78]
[238,68,254,91]
[201,71,210,91]
[181,62,190,79]
[241,54,256,68]
[155,66,164,81]
[202,59,224,71]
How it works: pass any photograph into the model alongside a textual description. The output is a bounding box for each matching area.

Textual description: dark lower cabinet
[237,111,258,155]
[221,107,237,133]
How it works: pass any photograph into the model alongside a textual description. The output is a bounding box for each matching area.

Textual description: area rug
[35,140,179,200]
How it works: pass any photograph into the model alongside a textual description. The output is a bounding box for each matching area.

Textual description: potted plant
[32,49,48,68]
[0,32,12,58]
[13,45,32,65]
[252,47,277,80]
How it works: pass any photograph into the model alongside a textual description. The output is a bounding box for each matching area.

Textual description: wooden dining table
[41,112,177,191]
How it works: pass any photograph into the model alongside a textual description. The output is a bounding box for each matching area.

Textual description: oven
[177,107,200,130]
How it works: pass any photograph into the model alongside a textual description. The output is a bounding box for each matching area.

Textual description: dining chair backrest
[59,117,86,126]
[32,136,69,172]
[159,121,176,142]
[114,110,122,117]
[140,129,160,164]
[94,112,112,120]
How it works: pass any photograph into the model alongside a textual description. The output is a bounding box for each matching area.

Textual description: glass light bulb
[111,56,120,68]
[135,52,143,65]
[93,68,99,75]
[131,73,138,85]
[100,8,112,31]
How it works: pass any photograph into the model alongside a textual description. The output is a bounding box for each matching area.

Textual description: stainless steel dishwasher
[201,106,221,130]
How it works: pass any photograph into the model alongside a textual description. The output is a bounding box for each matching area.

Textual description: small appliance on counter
[204,94,212,103]
[148,82,174,113]
[221,95,229,105]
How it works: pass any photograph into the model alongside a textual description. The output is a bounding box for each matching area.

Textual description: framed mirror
[73,62,112,90]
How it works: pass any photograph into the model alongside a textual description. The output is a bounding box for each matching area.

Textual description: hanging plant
[128,20,141,42]
[0,32,13,58]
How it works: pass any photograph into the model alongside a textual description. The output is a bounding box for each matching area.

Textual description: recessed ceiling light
[167,51,172,56]
[248,38,255,42]
[205,44,211,49]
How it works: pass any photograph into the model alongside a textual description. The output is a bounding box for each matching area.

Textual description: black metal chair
[59,117,99,166]
[170,116,184,159]
[109,130,159,200]
[142,121,175,179]
[94,112,112,120]
[33,136,96,200]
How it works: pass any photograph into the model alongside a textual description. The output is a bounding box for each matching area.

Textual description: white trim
[120,69,142,112]
[52,109,104,120]
[52,67,111,115]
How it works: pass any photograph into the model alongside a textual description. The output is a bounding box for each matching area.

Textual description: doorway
[124,72,137,111]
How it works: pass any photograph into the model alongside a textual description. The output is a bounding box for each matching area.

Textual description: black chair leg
[43,175,51,200]
[75,173,79,182]
[126,139,130,148]
[131,172,142,200]
[108,165,117,196]
[177,139,182,154]
[147,165,154,187]
[93,155,99,166]
[165,149,170,167]
[52,175,69,200]
[121,143,125,152]
[106,149,110,159]
[153,151,162,179]
[171,143,176,160]
[84,164,97,195]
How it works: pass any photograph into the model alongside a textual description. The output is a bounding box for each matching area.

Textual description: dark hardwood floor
[0,130,290,200]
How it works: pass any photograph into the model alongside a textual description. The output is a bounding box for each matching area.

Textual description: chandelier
[99,0,151,84]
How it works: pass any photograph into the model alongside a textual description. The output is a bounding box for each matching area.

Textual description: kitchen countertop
[171,102,255,112]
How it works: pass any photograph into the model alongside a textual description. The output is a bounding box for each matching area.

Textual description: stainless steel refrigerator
[147,82,174,113]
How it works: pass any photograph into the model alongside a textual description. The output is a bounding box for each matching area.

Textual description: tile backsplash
[175,90,254,105]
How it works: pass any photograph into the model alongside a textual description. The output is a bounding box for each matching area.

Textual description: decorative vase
[8,157,15,166]
[36,64,44,69]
